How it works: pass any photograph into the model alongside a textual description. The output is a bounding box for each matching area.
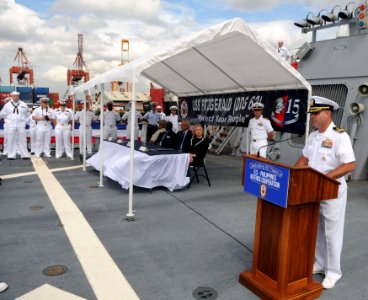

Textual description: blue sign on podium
[244,158,290,208]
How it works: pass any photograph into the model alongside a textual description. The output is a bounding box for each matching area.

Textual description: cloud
[224,0,355,11]
[0,0,43,42]
[224,0,287,11]
[50,0,161,22]
[0,0,344,97]
[42,65,68,82]
[251,20,308,55]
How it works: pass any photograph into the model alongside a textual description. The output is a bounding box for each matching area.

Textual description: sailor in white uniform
[75,101,97,155]
[122,103,143,141]
[246,103,274,157]
[54,101,73,158]
[166,105,179,133]
[101,101,121,140]
[28,105,38,155]
[295,96,356,289]
[277,40,290,60]
[32,97,55,158]
[0,92,30,159]
[156,105,166,120]
[1,97,12,156]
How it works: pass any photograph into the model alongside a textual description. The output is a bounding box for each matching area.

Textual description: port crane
[111,39,131,92]
[9,47,34,86]
[67,34,90,87]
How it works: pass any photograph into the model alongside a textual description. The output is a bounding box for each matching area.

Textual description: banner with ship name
[179,89,308,134]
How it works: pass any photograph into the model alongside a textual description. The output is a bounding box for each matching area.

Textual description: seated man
[149,119,166,144]
[176,119,192,152]
[156,121,178,148]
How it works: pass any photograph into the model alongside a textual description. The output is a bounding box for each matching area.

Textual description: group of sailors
[0,95,201,160]
[0,91,75,160]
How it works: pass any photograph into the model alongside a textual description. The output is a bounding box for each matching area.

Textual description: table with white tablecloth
[87,141,190,191]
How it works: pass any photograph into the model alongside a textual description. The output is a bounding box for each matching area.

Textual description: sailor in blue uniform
[143,102,160,143]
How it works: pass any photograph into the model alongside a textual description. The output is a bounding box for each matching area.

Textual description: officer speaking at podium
[295,96,356,290]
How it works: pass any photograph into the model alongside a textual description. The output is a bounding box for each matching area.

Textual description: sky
[0,0,353,96]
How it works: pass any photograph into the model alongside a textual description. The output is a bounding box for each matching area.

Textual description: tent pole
[126,79,136,220]
[83,91,88,171]
[305,88,312,142]
[99,84,104,187]
[70,85,75,160]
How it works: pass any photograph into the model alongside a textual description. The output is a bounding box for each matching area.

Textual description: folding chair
[188,158,211,187]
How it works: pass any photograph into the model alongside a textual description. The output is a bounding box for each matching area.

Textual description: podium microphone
[257,134,304,158]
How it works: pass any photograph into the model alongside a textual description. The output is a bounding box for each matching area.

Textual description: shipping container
[16,86,33,93]
[0,92,12,108]
[0,86,15,93]
[0,92,11,100]
[33,94,48,103]
[34,87,49,94]
[19,92,33,104]
[49,92,59,105]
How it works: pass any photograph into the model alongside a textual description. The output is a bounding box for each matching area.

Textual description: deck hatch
[42,265,67,276]
[192,286,218,299]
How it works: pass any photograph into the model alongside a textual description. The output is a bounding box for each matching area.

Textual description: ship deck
[0,152,367,299]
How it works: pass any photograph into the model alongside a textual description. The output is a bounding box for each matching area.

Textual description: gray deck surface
[0,153,367,299]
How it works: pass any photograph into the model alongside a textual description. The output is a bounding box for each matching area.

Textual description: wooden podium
[239,155,340,300]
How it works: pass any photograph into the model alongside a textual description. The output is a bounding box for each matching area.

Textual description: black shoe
[7,158,15,160]
[30,152,35,155]
[22,157,31,160]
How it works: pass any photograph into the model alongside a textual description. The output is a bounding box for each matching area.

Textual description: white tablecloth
[87,141,190,191]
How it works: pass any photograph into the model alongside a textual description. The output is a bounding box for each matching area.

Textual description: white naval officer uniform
[75,109,97,155]
[277,44,290,60]
[247,115,273,157]
[0,99,30,159]
[166,114,179,133]
[122,110,143,140]
[54,108,73,158]
[32,106,55,157]
[102,109,121,140]
[303,121,355,281]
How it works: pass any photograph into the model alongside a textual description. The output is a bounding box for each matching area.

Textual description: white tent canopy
[72,18,311,219]
[73,18,311,95]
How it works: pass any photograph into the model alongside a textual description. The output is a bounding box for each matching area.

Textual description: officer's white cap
[151,102,157,106]
[157,105,162,109]
[59,100,66,106]
[10,91,20,96]
[308,96,339,113]
[40,97,49,102]
[170,105,178,110]
[252,103,264,110]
